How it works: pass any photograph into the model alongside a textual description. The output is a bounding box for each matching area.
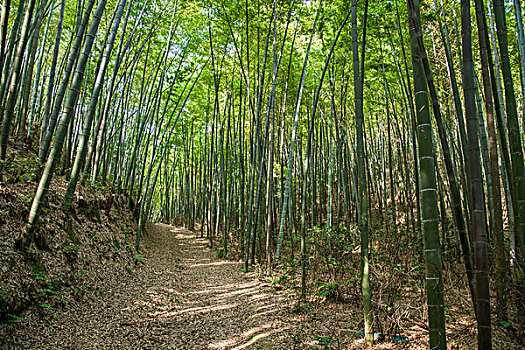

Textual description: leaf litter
[1,219,521,349]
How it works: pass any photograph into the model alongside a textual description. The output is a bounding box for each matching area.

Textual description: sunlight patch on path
[189,260,238,267]
[208,323,292,350]
[231,326,292,350]
[207,323,273,349]
[190,281,259,295]
[147,302,242,319]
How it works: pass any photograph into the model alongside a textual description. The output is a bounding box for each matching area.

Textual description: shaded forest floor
[1,220,520,349]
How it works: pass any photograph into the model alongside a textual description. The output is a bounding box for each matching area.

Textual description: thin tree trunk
[406,0,446,348]
[493,0,525,333]
[474,0,507,322]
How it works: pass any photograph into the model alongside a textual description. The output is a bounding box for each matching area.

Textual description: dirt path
[116,224,296,349]
[5,224,365,349]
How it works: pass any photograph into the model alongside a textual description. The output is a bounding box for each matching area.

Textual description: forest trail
[116,224,295,349]
[7,224,365,349]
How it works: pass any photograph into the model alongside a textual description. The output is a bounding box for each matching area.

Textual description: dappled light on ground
[119,225,298,348]
[114,224,379,349]
[208,323,293,350]
[5,223,487,349]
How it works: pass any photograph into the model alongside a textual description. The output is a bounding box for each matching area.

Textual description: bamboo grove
[1,0,525,348]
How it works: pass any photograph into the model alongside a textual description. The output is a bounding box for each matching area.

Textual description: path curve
[119,224,294,349]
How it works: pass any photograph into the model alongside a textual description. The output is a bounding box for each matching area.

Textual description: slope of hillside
[0,150,142,347]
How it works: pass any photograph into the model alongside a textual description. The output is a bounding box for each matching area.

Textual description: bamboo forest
[1,0,525,348]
